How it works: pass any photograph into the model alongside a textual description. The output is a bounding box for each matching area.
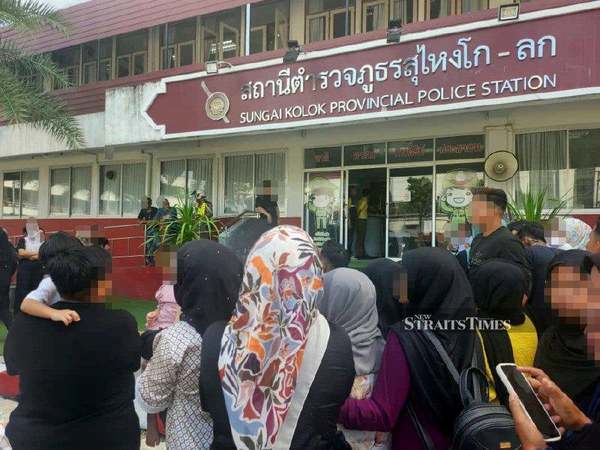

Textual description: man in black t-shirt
[468,188,531,283]
[255,180,279,226]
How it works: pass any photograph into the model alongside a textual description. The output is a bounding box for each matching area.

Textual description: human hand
[519,367,591,431]
[146,310,159,329]
[50,309,81,326]
[508,393,547,450]
[146,416,161,447]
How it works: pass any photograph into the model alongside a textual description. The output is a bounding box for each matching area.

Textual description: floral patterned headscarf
[218,225,324,449]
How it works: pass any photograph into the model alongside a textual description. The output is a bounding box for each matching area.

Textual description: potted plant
[146,194,221,251]
[507,189,570,223]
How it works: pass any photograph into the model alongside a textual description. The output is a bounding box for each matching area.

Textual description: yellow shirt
[357,197,369,220]
[478,315,538,403]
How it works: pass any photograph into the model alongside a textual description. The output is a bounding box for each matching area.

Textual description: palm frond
[0,38,69,88]
[0,68,85,148]
[0,0,68,33]
[507,189,571,223]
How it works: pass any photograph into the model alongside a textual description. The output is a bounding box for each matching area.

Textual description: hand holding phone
[496,364,561,443]
[519,367,592,432]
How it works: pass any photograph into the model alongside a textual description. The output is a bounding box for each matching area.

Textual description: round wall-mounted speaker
[484,151,519,182]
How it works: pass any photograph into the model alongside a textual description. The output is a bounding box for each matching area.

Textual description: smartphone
[496,364,561,442]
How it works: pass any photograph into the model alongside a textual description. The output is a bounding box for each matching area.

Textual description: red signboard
[144,6,600,139]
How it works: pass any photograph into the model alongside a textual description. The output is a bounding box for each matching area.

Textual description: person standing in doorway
[138,197,158,266]
[15,219,44,314]
[356,189,370,259]
[348,186,358,256]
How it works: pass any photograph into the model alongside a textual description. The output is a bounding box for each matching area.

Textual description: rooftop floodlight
[386,20,402,44]
[498,2,520,22]
[283,40,303,64]
[205,60,233,74]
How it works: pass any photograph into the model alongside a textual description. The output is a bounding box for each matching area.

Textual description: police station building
[1,0,600,267]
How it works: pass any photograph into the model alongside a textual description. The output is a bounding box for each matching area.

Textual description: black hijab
[471,259,529,405]
[0,229,17,275]
[535,250,600,402]
[174,240,243,336]
[391,247,477,432]
[363,258,406,335]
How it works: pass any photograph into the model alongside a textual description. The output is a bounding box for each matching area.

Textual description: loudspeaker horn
[484,151,519,182]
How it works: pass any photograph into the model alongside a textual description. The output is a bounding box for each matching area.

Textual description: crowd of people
[0,186,599,450]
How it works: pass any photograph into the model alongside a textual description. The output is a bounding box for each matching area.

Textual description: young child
[19,232,84,326]
[141,247,180,447]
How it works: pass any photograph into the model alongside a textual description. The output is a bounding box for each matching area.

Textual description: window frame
[1,170,40,218]
[98,161,147,217]
[158,156,215,204]
[513,126,600,214]
[49,165,92,217]
[220,150,288,217]
[363,0,389,33]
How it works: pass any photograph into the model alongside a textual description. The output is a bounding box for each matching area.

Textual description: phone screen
[499,365,560,440]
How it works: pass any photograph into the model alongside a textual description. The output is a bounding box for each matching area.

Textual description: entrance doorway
[346,168,387,258]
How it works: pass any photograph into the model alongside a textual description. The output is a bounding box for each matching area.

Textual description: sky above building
[41,0,91,10]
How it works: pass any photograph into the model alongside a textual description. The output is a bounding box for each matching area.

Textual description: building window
[50,166,92,216]
[160,158,213,205]
[460,0,489,13]
[81,38,113,84]
[249,0,290,54]
[2,171,39,217]
[428,0,453,19]
[306,0,355,44]
[516,129,600,209]
[224,152,286,215]
[51,46,81,89]
[363,0,388,33]
[201,8,242,62]
[569,129,600,209]
[99,163,146,216]
[160,18,197,70]
[390,0,416,25]
[116,30,148,78]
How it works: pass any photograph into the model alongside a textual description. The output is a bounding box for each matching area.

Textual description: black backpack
[408,331,521,450]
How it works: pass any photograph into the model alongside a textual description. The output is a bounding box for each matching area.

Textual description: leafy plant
[507,189,570,223]
[0,0,84,149]
[146,194,221,249]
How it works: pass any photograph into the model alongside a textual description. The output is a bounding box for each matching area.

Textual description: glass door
[304,171,344,248]
[387,166,434,259]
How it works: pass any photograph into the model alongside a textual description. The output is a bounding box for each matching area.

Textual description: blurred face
[547,266,588,327]
[586,267,600,361]
[469,196,499,228]
[156,249,177,283]
[393,272,409,305]
[586,231,600,253]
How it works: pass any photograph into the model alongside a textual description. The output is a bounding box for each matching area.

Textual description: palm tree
[0,0,85,149]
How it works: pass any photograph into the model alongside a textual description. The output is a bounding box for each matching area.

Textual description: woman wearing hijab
[471,260,538,404]
[0,229,17,328]
[200,225,355,450]
[535,250,600,411]
[509,254,600,450]
[339,247,477,450]
[549,217,592,250]
[138,240,243,450]
[14,219,45,313]
[319,268,388,450]
[363,258,405,335]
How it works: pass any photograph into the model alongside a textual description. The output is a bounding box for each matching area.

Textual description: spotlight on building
[283,40,303,64]
[386,20,402,44]
[205,60,233,74]
[498,2,520,22]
